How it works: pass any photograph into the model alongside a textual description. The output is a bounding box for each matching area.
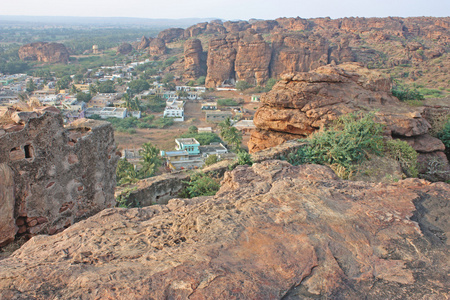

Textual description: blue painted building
[175,138,200,155]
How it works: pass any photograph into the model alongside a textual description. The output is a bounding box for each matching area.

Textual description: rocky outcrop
[184,22,208,38]
[250,63,435,153]
[270,33,330,78]
[136,36,151,50]
[250,20,279,33]
[183,39,206,81]
[0,160,448,299]
[205,34,239,88]
[148,38,167,56]
[223,21,250,33]
[0,110,119,246]
[18,42,70,63]
[117,42,133,55]
[235,33,272,85]
[157,28,185,43]
[248,128,304,153]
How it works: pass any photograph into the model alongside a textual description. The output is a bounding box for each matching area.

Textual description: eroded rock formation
[136,36,151,50]
[148,38,167,56]
[205,34,239,88]
[157,28,185,43]
[235,33,272,85]
[183,39,206,81]
[249,63,436,152]
[117,42,133,55]
[18,42,70,63]
[0,160,448,298]
[172,16,450,87]
[0,109,119,246]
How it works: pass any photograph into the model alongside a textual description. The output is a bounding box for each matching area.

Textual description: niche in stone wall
[24,144,34,159]
[9,144,35,161]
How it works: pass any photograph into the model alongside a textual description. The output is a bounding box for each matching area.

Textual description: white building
[163,99,185,121]
[85,107,127,119]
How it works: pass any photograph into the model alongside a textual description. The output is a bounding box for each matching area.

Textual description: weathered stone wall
[0,111,119,246]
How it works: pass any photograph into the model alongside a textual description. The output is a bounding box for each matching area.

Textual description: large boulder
[148,38,167,56]
[250,63,433,152]
[0,160,448,298]
[117,43,133,55]
[18,42,70,63]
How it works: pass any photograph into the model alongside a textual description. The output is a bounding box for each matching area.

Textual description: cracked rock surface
[0,160,448,299]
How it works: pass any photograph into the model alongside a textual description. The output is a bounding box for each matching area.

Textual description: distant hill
[0,15,218,28]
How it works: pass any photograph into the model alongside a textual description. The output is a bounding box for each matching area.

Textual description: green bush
[385,139,418,177]
[204,154,219,166]
[236,81,253,91]
[437,120,450,159]
[285,113,384,178]
[181,172,220,198]
[217,98,238,106]
[392,88,424,101]
[152,117,174,128]
[236,151,253,166]
[437,120,450,149]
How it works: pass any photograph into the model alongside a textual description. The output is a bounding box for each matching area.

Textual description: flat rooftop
[176,138,199,145]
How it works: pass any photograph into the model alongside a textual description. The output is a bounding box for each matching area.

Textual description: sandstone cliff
[205,34,239,88]
[161,16,450,90]
[0,160,448,298]
[183,39,206,81]
[0,109,119,246]
[18,42,70,63]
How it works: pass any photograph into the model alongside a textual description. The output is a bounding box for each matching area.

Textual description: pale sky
[1,0,449,20]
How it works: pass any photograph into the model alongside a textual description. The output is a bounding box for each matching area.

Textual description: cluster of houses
[160,138,231,170]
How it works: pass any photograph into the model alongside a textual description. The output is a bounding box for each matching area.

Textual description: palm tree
[218,118,242,151]
[139,142,162,178]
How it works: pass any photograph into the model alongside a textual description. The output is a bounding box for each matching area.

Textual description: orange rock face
[157,28,184,43]
[148,38,167,56]
[18,42,69,63]
[0,160,448,298]
[136,36,151,50]
[205,34,239,88]
[183,39,206,81]
[250,63,434,152]
[235,33,272,85]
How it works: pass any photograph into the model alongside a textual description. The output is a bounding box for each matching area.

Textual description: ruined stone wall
[0,111,119,246]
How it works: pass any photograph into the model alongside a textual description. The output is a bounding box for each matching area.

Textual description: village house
[233,119,256,133]
[85,107,127,119]
[205,110,233,123]
[163,99,185,121]
[201,102,217,110]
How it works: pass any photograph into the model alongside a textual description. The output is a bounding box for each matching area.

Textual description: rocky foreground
[0,160,448,299]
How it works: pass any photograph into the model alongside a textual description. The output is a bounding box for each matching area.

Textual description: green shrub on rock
[181,172,220,198]
[285,113,384,178]
[384,139,418,178]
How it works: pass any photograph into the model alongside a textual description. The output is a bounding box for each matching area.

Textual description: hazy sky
[2,0,449,20]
